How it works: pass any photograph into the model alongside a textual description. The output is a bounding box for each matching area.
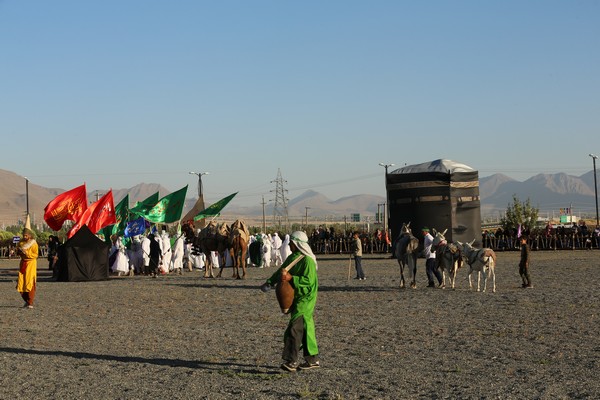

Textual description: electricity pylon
[271,168,289,231]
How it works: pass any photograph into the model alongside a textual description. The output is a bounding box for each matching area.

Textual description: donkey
[457,240,497,293]
[431,229,463,289]
[394,222,420,288]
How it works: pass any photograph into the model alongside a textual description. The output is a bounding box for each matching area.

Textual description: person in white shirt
[423,227,442,288]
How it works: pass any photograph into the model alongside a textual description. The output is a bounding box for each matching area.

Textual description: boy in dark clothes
[519,236,532,288]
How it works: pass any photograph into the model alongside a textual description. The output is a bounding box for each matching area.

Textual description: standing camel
[229,219,250,279]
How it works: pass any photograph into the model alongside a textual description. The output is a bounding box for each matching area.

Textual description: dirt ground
[1,250,599,400]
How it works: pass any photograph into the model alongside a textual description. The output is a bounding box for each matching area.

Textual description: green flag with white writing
[194,192,237,221]
[142,186,188,223]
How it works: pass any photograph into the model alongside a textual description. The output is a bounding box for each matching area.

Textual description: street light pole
[189,171,209,198]
[590,154,599,226]
[378,163,395,234]
[25,177,29,217]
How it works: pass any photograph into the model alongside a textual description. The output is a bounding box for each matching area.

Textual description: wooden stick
[347,255,352,281]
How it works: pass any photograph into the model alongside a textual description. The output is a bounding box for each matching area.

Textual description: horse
[182,221,230,278]
[457,240,497,293]
[229,219,249,279]
[393,222,420,288]
[431,229,463,289]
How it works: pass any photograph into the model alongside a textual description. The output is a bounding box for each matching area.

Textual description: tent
[385,159,481,244]
[181,196,207,229]
[55,225,110,282]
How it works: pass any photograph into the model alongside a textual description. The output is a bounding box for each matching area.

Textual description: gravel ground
[1,250,599,400]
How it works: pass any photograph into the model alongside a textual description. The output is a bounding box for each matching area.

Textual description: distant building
[386,159,481,243]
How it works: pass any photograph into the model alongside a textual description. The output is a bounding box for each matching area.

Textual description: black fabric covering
[56,225,110,282]
[386,159,482,244]
[248,237,263,267]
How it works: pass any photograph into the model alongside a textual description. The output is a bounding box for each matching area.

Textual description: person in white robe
[192,251,205,270]
[210,251,220,269]
[160,230,172,274]
[141,234,151,275]
[280,234,292,262]
[127,235,144,275]
[271,232,283,267]
[171,233,185,275]
[110,236,130,276]
[262,234,272,268]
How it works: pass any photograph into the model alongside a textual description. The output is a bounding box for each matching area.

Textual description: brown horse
[229,219,250,279]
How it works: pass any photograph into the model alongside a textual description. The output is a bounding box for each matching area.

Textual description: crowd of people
[482,221,600,251]
[95,229,296,277]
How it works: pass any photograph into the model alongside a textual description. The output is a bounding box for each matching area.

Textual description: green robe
[266,251,319,356]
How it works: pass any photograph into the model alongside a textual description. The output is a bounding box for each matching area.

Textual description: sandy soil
[1,250,599,399]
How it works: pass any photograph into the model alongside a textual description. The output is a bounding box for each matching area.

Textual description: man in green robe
[261,231,320,372]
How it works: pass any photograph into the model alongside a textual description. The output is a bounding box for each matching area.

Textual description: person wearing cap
[422,227,442,288]
[17,225,39,308]
[261,231,320,372]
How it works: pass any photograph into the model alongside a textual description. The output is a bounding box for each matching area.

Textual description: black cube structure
[386,159,481,243]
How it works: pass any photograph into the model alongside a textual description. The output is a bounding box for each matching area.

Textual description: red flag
[68,190,117,238]
[43,184,88,231]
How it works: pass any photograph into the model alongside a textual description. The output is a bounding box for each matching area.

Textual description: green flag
[113,194,130,233]
[143,185,188,223]
[130,191,160,218]
[194,192,237,221]
[99,194,130,242]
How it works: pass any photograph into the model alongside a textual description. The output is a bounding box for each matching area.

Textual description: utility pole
[304,207,311,230]
[378,163,395,235]
[261,196,267,233]
[590,154,599,226]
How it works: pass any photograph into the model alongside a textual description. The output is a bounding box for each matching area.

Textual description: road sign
[12,236,20,244]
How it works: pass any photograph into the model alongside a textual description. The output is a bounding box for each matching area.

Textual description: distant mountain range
[0,168,597,226]
[479,171,597,217]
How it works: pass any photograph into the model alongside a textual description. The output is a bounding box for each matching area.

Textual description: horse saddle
[447,242,459,255]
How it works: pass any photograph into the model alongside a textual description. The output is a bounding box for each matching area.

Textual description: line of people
[107,230,294,277]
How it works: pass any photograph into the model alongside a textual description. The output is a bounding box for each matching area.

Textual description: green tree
[501,195,539,232]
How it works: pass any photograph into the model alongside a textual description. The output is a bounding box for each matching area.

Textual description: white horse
[431,229,463,289]
[457,240,497,293]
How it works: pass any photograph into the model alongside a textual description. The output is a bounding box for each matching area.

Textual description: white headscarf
[289,231,318,269]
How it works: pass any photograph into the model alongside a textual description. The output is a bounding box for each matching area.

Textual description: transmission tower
[271,168,289,230]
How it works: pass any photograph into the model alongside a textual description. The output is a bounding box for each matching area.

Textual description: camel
[182,221,230,278]
[229,219,249,279]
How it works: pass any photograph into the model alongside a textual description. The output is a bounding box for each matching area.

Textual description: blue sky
[1,1,598,207]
